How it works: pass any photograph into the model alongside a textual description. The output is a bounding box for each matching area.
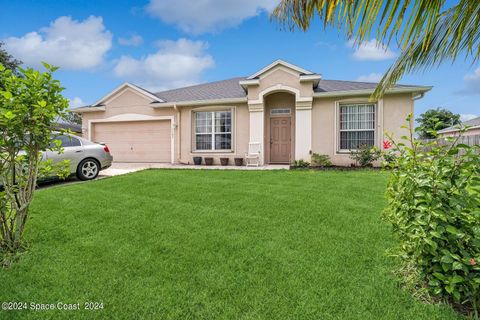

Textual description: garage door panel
[92,120,171,162]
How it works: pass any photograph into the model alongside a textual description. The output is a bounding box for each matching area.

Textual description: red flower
[470,258,476,266]
[383,140,392,150]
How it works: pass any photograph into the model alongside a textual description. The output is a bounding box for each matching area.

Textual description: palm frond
[272,0,480,97]
[373,0,480,98]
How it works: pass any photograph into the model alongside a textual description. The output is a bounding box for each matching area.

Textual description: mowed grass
[0,169,462,320]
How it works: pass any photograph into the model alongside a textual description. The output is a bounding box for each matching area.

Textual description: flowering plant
[383,115,480,314]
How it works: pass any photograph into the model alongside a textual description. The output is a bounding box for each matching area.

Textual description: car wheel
[77,159,100,181]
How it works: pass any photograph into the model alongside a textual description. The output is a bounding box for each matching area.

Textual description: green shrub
[349,144,381,167]
[311,153,332,167]
[292,159,310,168]
[382,151,397,165]
[383,115,480,315]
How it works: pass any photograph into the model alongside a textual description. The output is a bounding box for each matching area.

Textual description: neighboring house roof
[55,122,82,133]
[438,116,480,133]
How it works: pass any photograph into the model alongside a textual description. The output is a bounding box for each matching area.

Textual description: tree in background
[417,108,461,139]
[61,111,82,126]
[272,0,480,98]
[0,42,21,73]
[0,63,69,265]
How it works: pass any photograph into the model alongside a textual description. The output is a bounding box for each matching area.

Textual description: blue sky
[0,0,478,120]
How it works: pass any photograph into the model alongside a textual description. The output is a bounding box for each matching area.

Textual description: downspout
[411,92,425,131]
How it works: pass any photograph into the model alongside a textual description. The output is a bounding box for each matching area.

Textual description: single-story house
[438,116,480,137]
[74,60,431,166]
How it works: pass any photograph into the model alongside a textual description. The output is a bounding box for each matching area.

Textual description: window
[52,135,81,148]
[271,108,291,115]
[339,103,375,150]
[195,110,232,151]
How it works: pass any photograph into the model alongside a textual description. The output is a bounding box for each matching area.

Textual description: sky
[0,0,478,120]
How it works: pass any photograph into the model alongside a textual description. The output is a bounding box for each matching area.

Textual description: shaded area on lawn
[0,169,461,319]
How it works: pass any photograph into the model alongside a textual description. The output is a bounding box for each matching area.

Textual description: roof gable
[247,60,315,80]
[93,83,164,107]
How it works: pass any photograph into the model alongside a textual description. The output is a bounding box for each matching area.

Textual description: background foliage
[417,108,461,139]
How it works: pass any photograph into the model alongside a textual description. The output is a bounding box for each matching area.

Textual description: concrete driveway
[99,163,171,177]
[99,162,289,177]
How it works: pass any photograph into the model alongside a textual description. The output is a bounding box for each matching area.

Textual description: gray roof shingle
[439,116,480,133]
[314,79,415,92]
[155,77,247,102]
[152,78,425,103]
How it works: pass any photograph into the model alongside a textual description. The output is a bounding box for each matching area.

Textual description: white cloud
[348,39,396,61]
[356,73,383,83]
[460,114,479,122]
[458,67,480,95]
[146,0,279,34]
[3,16,112,70]
[118,34,143,46]
[69,97,85,108]
[113,38,214,91]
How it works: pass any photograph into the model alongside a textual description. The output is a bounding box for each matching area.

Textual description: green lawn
[0,170,462,319]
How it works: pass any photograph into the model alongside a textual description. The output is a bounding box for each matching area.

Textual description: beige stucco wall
[81,88,178,162]
[311,93,413,166]
[178,103,250,165]
[246,65,315,164]
[81,88,177,133]
[81,73,418,166]
[248,67,314,101]
[81,88,251,165]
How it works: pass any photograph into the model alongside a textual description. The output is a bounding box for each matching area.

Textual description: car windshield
[50,134,81,148]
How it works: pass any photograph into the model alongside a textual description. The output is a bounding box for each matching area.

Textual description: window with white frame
[195,110,232,151]
[339,103,376,150]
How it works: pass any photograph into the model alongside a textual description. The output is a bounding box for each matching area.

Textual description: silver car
[43,133,113,181]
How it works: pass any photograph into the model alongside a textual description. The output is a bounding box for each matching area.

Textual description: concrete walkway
[99,162,290,177]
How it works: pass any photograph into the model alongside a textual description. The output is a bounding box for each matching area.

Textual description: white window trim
[191,107,235,153]
[334,100,378,153]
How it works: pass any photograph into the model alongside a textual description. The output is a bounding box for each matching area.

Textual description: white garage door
[92,120,172,162]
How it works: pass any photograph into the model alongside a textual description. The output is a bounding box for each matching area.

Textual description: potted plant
[220,157,229,166]
[234,157,243,166]
[204,157,214,165]
[193,156,202,165]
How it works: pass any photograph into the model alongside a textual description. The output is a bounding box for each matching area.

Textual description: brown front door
[270,117,291,163]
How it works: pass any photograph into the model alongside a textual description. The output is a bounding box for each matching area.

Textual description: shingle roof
[314,79,416,92]
[54,122,82,133]
[152,77,426,103]
[461,116,480,127]
[155,77,247,102]
[438,116,480,133]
